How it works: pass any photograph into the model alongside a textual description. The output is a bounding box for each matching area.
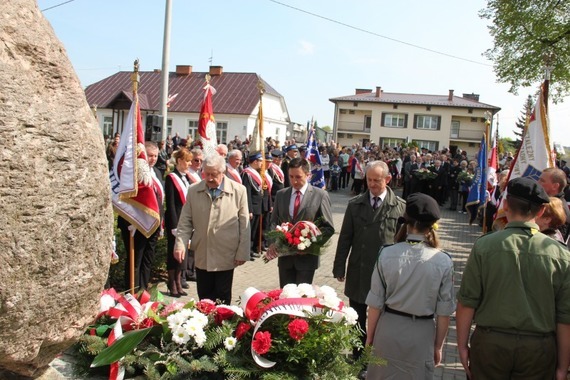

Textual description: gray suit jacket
[270,185,335,271]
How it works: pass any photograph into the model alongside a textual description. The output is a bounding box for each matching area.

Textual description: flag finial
[257,80,265,95]
[131,59,140,94]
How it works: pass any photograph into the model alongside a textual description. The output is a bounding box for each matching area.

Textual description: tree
[513,95,535,149]
[499,137,516,155]
[479,0,570,102]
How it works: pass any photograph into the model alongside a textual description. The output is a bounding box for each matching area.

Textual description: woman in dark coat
[164,148,193,297]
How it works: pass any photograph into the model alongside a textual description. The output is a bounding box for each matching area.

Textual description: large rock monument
[0,0,114,377]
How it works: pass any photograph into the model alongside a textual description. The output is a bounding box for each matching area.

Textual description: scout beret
[507,177,549,204]
[271,149,284,158]
[404,193,441,223]
[284,144,298,152]
[248,151,263,161]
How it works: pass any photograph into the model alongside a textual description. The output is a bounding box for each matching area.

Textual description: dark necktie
[210,188,217,199]
[293,190,301,219]
[372,196,380,210]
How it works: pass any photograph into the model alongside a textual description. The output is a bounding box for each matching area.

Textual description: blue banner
[466,135,488,207]
[305,127,325,189]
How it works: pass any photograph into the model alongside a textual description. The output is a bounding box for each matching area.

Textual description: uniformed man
[456,177,570,380]
[267,149,285,202]
[281,144,298,188]
[242,152,272,259]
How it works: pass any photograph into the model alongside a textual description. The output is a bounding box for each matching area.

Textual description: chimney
[209,65,223,76]
[375,86,382,98]
[463,93,480,102]
[153,69,161,73]
[355,88,372,95]
[448,89,454,101]
[176,65,192,76]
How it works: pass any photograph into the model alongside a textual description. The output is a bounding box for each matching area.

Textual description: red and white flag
[494,84,554,226]
[198,82,218,157]
[110,95,160,237]
[486,133,498,188]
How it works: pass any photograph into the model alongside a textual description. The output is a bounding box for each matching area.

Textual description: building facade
[330,87,500,155]
[85,65,291,145]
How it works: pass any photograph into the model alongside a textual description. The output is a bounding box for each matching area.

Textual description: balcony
[337,121,371,134]
[449,127,484,141]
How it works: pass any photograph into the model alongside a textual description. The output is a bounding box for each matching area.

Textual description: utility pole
[159,0,172,142]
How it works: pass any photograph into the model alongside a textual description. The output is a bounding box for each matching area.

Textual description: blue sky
[39,0,569,146]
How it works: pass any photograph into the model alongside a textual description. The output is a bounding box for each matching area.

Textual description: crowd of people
[107,133,570,380]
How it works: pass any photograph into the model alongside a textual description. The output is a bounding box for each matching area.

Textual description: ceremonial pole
[129,60,139,295]
[257,81,266,254]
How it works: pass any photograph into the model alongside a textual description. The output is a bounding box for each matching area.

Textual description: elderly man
[187,148,203,184]
[225,149,243,184]
[457,177,570,380]
[333,160,405,362]
[539,167,570,241]
[269,158,334,287]
[216,143,228,158]
[174,154,250,304]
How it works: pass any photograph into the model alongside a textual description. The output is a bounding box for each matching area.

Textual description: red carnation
[215,306,235,324]
[294,229,302,237]
[293,237,301,245]
[235,321,252,340]
[288,318,309,341]
[196,299,216,314]
[252,331,272,355]
[267,289,283,300]
[285,232,293,240]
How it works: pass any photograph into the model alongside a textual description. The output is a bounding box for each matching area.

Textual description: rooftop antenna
[209,49,213,66]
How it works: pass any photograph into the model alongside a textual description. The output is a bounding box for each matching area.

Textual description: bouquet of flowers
[73,284,370,380]
[457,170,474,185]
[264,221,330,262]
[413,167,437,181]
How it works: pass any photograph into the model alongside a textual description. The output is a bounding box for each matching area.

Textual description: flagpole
[129,60,140,295]
[257,80,266,254]
[159,0,172,143]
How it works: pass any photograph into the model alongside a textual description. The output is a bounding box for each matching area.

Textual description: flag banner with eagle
[198,82,218,157]
[494,84,554,226]
[305,121,325,189]
[109,95,160,237]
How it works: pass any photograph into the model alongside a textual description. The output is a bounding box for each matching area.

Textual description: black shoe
[169,292,181,298]
[181,282,189,289]
[187,276,196,282]
[178,290,188,296]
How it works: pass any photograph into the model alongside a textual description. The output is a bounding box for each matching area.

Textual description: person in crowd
[330,159,341,191]
[351,152,366,195]
[536,196,568,244]
[267,149,285,203]
[365,193,454,379]
[155,140,168,178]
[403,153,419,199]
[485,169,508,232]
[458,160,471,214]
[187,148,203,184]
[448,158,461,211]
[117,141,162,292]
[539,167,570,241]
[429,159,447,205]
[339,148,350,189]
[281,144,299,188]
[172,132,181,151]
[456,177,570,380]
[225,149,243,184]
[174,154,250,304]
[216,143,228,158]
[333,160,405,365]
[242,152,272,259]
[320,146,331,190]
[268,158,334,287]
[164,148,193,297]
[106,132,120,170]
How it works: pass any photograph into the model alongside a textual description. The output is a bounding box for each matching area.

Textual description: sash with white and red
[226,164,242,184]
[168,172,189,204]
[243,167,272,194]
[187,168,202,184]
[269,163,284,184]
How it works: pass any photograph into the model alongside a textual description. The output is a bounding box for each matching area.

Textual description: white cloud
[298,40,315,55]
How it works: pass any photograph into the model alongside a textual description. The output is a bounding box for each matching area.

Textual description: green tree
[499,137,516,155]
[513,95,535,149]
[479,0,570,101]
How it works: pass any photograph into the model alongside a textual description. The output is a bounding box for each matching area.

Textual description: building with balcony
[85,65,291,144]
[330,87,500,155]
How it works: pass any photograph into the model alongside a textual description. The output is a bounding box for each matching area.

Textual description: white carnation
[341,306,359,325]
[297,283,316,298]
[297,243,307,250]
[280,283,301,299]
[301,228,310,237]
[99,294,116,313]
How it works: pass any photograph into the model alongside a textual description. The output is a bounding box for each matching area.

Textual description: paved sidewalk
[49,184,480,379]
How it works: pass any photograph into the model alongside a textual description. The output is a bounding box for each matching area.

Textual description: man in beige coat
[174,154,250,304]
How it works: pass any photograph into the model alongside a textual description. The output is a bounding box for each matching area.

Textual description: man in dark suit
[268,158,334,287]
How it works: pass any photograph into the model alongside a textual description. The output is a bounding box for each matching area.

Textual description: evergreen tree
[513,95,534,150]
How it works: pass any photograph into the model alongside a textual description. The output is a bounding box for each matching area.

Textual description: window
[348,110,355,115]
[364,115,371,132]
[188,120,198,140]
[103,116,113,137]
[393,104,398,109]
[414,115,440,130]
[353,102,358,107]
[413,139,438,151]
[426,106,431,111]
[167,119,172,137]
[380,138,405,148]
[468,108,473,114]
[382,113,407,128]
[216,122,228,143]
[339,109,347,114]
[470,117,478,122]
[450,120,460,138]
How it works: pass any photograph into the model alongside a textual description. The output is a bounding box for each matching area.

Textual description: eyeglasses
[193,159,202,163]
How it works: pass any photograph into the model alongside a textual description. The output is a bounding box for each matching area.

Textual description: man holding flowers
[268,158,334,287]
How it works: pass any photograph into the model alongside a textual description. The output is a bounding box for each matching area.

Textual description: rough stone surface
[0,0,114,377]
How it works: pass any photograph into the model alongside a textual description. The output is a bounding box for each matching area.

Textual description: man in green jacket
[333,160,405,362]
[457,177,570,380]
